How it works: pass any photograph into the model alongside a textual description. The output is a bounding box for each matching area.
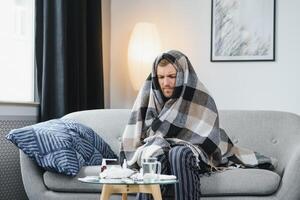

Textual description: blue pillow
[6,119,117,176]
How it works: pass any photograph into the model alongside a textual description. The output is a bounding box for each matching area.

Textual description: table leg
[99,184,162,200]
[100,184,112,200]
[122,193,128,200]
[150,185,162,200]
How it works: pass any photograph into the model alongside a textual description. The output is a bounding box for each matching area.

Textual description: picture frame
[210,0,276,62]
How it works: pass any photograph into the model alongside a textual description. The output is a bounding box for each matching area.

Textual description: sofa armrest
[275,146,300,200]
[20,150,47,200]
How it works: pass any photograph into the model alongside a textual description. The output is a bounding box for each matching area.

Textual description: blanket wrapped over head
[120,50,277,171]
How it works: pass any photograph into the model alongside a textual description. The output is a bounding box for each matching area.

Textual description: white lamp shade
[128,22,161,91]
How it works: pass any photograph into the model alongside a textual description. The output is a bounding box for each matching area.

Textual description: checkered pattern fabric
[120,50,277,170]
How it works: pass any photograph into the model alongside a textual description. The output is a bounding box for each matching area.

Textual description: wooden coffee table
[79,177,178,200]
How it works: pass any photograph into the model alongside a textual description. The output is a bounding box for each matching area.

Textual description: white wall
[102,0,111,108]
[110,0,300,115]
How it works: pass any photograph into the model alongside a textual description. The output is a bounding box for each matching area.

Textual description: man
[120,50,276,200]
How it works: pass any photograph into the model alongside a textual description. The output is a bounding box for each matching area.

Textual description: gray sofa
[20,109,300,200]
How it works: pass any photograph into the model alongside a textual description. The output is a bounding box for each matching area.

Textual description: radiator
[0,115,36,200]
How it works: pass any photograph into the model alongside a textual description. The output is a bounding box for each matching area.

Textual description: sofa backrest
[62,109,130,156]
[219,110,300,175]
[63,109,300,176]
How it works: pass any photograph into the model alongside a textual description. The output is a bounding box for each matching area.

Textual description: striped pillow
[6,119,117,176]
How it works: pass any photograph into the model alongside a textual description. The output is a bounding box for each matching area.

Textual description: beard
[162,88,174,97]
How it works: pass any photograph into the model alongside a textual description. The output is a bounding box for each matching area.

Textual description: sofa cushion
[200,168,280,196]
[44,166,103,192]
[44,166,280,196]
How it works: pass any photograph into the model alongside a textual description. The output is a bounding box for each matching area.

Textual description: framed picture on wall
[210,0,276,62]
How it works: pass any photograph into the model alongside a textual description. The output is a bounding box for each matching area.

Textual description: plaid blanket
[120,50,277,170]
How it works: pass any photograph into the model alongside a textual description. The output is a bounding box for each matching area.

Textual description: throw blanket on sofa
[7,119,117,176]
[120,50,277,170]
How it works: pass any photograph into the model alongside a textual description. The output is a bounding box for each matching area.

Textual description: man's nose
[163,77,171,86]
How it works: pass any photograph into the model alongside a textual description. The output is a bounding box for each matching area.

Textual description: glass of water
[141,157,161,182]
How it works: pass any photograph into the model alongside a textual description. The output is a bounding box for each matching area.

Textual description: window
[0,0,35,102]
